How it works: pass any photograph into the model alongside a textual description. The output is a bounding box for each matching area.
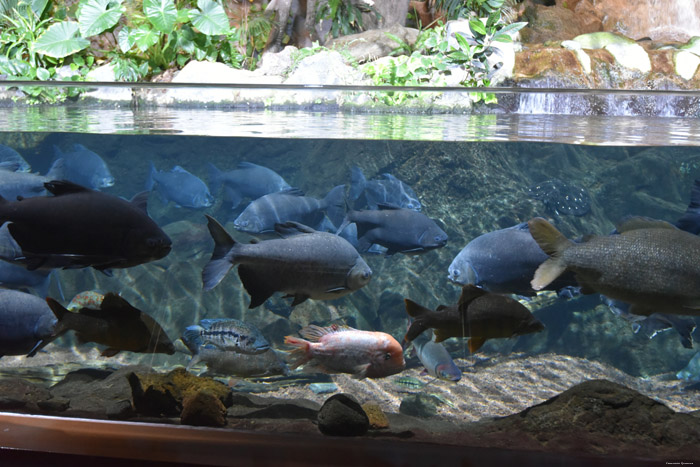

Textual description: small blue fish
[233,186,345,236]
[677,351,700,382]
[603,296,696,349]
[411,330,461,382]
[0,144,31,172]
[183,318,270,355]
[208,162,291,209]
[349,167,421,211]
[146,163,213,209]
[0,158,63,200]
[336,204,447,255]
[527,179,590,217]
[53,144,114,189]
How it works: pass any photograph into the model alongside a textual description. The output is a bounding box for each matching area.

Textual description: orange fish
[285,324,405,379]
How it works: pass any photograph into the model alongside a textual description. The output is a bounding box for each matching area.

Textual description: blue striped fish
[183,318,270,355]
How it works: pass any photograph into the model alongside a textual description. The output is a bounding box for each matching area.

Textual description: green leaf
[131,24,159,52]
[117,25,134,52]
[143,0,177,34]
[78,0,125,37]
[188,0,229,35]
[36,66,49,80]
[498,21,527,36]
[469,20,486,36]
[492,33,512,43]
[33,22,90,59]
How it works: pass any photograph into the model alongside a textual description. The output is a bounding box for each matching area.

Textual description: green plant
[315,0,380,40]
[433,0,513,21]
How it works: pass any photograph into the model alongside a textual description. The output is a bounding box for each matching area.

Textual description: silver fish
[203,216,372,308]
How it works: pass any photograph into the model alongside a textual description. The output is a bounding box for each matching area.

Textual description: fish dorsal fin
[514,222,529,231]
[527,217,573,257]
[172,165,188,174]
[99,293,141,318]
[275,221,316,237]
[44,180,91,196]
[436,304,448,311]
[458,284,488,307]
[298,324,347,342]
[130,191,150,213]
[279,187,305,197]
[376,203,401,210]
[616,216,678,233]
[405,298,432,318]
[237,161,261,170]
[0,161,20,172]
[381,173,398,181]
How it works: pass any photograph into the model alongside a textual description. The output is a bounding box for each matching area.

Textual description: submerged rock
[180,390,227,427]
[128,367,232,418]
[317,393,369,436]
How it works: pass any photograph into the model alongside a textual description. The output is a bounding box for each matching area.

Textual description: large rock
[573,32,651,73]
[317,393,369,436]
[468,379,700,460]
[520,1,603,43]
[326,24,420,63]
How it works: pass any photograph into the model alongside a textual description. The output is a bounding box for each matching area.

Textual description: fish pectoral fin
[185,354,201,371]
[531,258,567,291]
[101,348,121,357]
[351,363,372,379]
[238,265,275,308]
[468,337,487,353]
[44,180,90,196]
[324,286,347,295]
[290,294,310,307]
[26,339,48,357]
[628,304,657,317]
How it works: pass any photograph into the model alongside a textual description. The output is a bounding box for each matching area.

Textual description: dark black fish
[0,180,171,271]
[337,204,447,255]
[527,179,591,217]
[46,293,175,357]
[404,285,545,353]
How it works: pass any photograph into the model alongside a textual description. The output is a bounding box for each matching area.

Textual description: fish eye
[384,352,391,360]
[452,269,461,278]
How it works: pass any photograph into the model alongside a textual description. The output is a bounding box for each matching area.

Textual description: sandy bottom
[2,348,696,425]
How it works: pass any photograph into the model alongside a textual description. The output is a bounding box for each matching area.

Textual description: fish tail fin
[44,297,72,340]
[349,167,366,201]
[323,184,346,227]
[181,325,204,355]
[207,163,223,194]
[404,298,431,318]
[202,215,236,291]
[403,299,431,343]
[46,157,65,180]
[185,354,201,371]
[468,337,487,353]
[283,335,312,369]
[145,161,156,191]
[528,217,572,291]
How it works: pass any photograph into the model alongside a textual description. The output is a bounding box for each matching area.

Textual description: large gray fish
[529,216,700,317]
[410,330,461,382]
[0,289,57,357]
[0,144,31,172]
[448,223,577,295]
[207,162,291,209]
[0,180,171,271]
[233,186,345,236]
[181,326,288,377]
[53,144,114,189]
[45,293,175,357]
[404,285,545,353]
[202,216,372,308]
[337,204,447,255]
[349,167,421,211]
[146,163,213,209]
[677,351,700,382]
[0,158,64,200]
[183,318,270,354]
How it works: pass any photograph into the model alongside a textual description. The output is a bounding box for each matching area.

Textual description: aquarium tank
[0,0,699,465]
